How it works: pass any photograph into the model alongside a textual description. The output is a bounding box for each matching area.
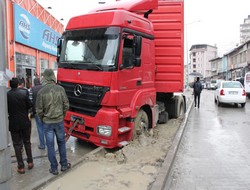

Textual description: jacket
[193,81,203,94]
[7,88,32,131]
[31,79,43,114]
[36,69,69,124]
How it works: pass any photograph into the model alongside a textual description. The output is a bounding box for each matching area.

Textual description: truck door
[118,33,143,104]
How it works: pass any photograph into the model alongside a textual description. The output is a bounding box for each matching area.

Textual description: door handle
[136,80,142,86]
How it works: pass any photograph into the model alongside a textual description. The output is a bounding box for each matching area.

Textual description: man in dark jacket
[31,78,45,149]
[36,69,70,175]
[193,77,203,108]
[7,78,33,174]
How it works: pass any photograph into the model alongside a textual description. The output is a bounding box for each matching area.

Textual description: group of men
[7,69,71,175]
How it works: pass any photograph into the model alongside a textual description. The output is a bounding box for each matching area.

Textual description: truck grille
[59,81,110,116]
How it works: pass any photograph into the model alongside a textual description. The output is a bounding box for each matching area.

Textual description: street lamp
[185,20,200,89]
[185,20,200,65]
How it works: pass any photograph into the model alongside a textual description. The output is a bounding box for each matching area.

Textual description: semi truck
[56,0,186,148]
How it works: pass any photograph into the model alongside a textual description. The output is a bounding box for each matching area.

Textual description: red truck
[57,0,185,148]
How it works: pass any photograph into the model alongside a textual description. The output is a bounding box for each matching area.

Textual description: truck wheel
[158,111,169,124]
[172,96,185,118]
[133,110,149,139]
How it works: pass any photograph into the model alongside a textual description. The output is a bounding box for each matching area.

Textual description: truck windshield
[59,27,120,71]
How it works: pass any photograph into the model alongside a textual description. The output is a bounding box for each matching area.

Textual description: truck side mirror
[134,36,142,57]
[57,38,63,62]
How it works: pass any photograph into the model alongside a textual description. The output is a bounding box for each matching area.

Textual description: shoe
[61,163,71,172]
[28,162,34,170]
[49,169,59,175]
[38,146,45,150]
[17,168,25,174]
[194,105,196,107]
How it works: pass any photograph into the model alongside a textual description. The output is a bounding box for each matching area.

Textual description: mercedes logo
[74,84,82,97]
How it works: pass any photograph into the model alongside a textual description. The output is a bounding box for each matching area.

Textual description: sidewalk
[9,120,98,190]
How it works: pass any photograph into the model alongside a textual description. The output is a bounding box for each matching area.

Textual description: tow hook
[65,119,80,142]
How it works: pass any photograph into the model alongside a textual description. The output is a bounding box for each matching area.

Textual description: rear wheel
[158,111,169,124]
[217,97,221,106]
[241,103,246,108]
[133,110,149,139]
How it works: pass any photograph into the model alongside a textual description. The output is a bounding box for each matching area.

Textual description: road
[165,89,250,190]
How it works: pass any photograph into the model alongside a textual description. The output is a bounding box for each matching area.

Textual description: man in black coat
[7,78,33,174]
[193,77,203,108]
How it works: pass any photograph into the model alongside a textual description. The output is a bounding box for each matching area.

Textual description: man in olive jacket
[36,69,70,175]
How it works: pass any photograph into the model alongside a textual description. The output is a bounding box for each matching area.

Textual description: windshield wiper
[86,63,103,71]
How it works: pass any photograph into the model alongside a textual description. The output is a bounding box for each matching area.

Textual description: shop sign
[14,4,60,56]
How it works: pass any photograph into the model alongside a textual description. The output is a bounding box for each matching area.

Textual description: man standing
[36,69,70,175]
[193,77,203,108]
[31,78,45,149]
[7,78,33,174]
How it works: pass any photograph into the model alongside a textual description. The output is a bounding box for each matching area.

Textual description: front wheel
[133,110,149,139]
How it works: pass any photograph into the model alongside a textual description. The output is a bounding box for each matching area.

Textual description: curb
[150,97,194,190]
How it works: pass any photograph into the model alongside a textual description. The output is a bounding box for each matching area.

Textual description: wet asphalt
[165,89,250,190]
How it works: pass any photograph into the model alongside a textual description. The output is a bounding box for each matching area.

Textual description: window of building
[40,58,49,75]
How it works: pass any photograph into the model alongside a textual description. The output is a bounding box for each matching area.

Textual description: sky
[36,0,250,60]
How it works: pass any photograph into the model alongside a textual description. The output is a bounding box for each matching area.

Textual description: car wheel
[241,103,246,108]
[217,97,221,107]
[214,98,217,103]
[133,110,149,139]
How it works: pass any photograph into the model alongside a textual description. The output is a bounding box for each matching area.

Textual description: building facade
[240,15,250,44]
[188,44,217,81]
[209,40,250,81]
[6,0,64,88]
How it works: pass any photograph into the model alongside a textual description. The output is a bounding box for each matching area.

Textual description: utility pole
[0,0,12,189]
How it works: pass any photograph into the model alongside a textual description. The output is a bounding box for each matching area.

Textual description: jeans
[43,121,68,171]
[35,114,45,148]
[194,92,201,107]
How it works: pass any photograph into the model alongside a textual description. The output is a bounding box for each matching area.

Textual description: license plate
[229,91,238,95]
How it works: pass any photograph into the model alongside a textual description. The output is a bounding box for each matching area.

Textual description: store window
[51,61,58,70]
[40,58,49,75]
[15,52,36,89]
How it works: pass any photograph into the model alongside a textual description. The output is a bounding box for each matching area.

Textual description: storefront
[6,0,63,88]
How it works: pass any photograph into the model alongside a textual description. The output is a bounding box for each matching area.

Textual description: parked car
[244,72,250,99]
[214,81,246,107]
[210,79,225,90]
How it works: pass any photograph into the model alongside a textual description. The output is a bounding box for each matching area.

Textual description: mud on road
[41,117,184,190]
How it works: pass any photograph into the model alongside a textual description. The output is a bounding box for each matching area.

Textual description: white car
[214,81,246,107]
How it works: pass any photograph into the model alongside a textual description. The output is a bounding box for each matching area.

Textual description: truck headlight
[97,125,112,137]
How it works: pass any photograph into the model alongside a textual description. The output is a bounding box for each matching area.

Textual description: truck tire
[172,96,185,118]
[133,110,149,139]
[158,111,169,124]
